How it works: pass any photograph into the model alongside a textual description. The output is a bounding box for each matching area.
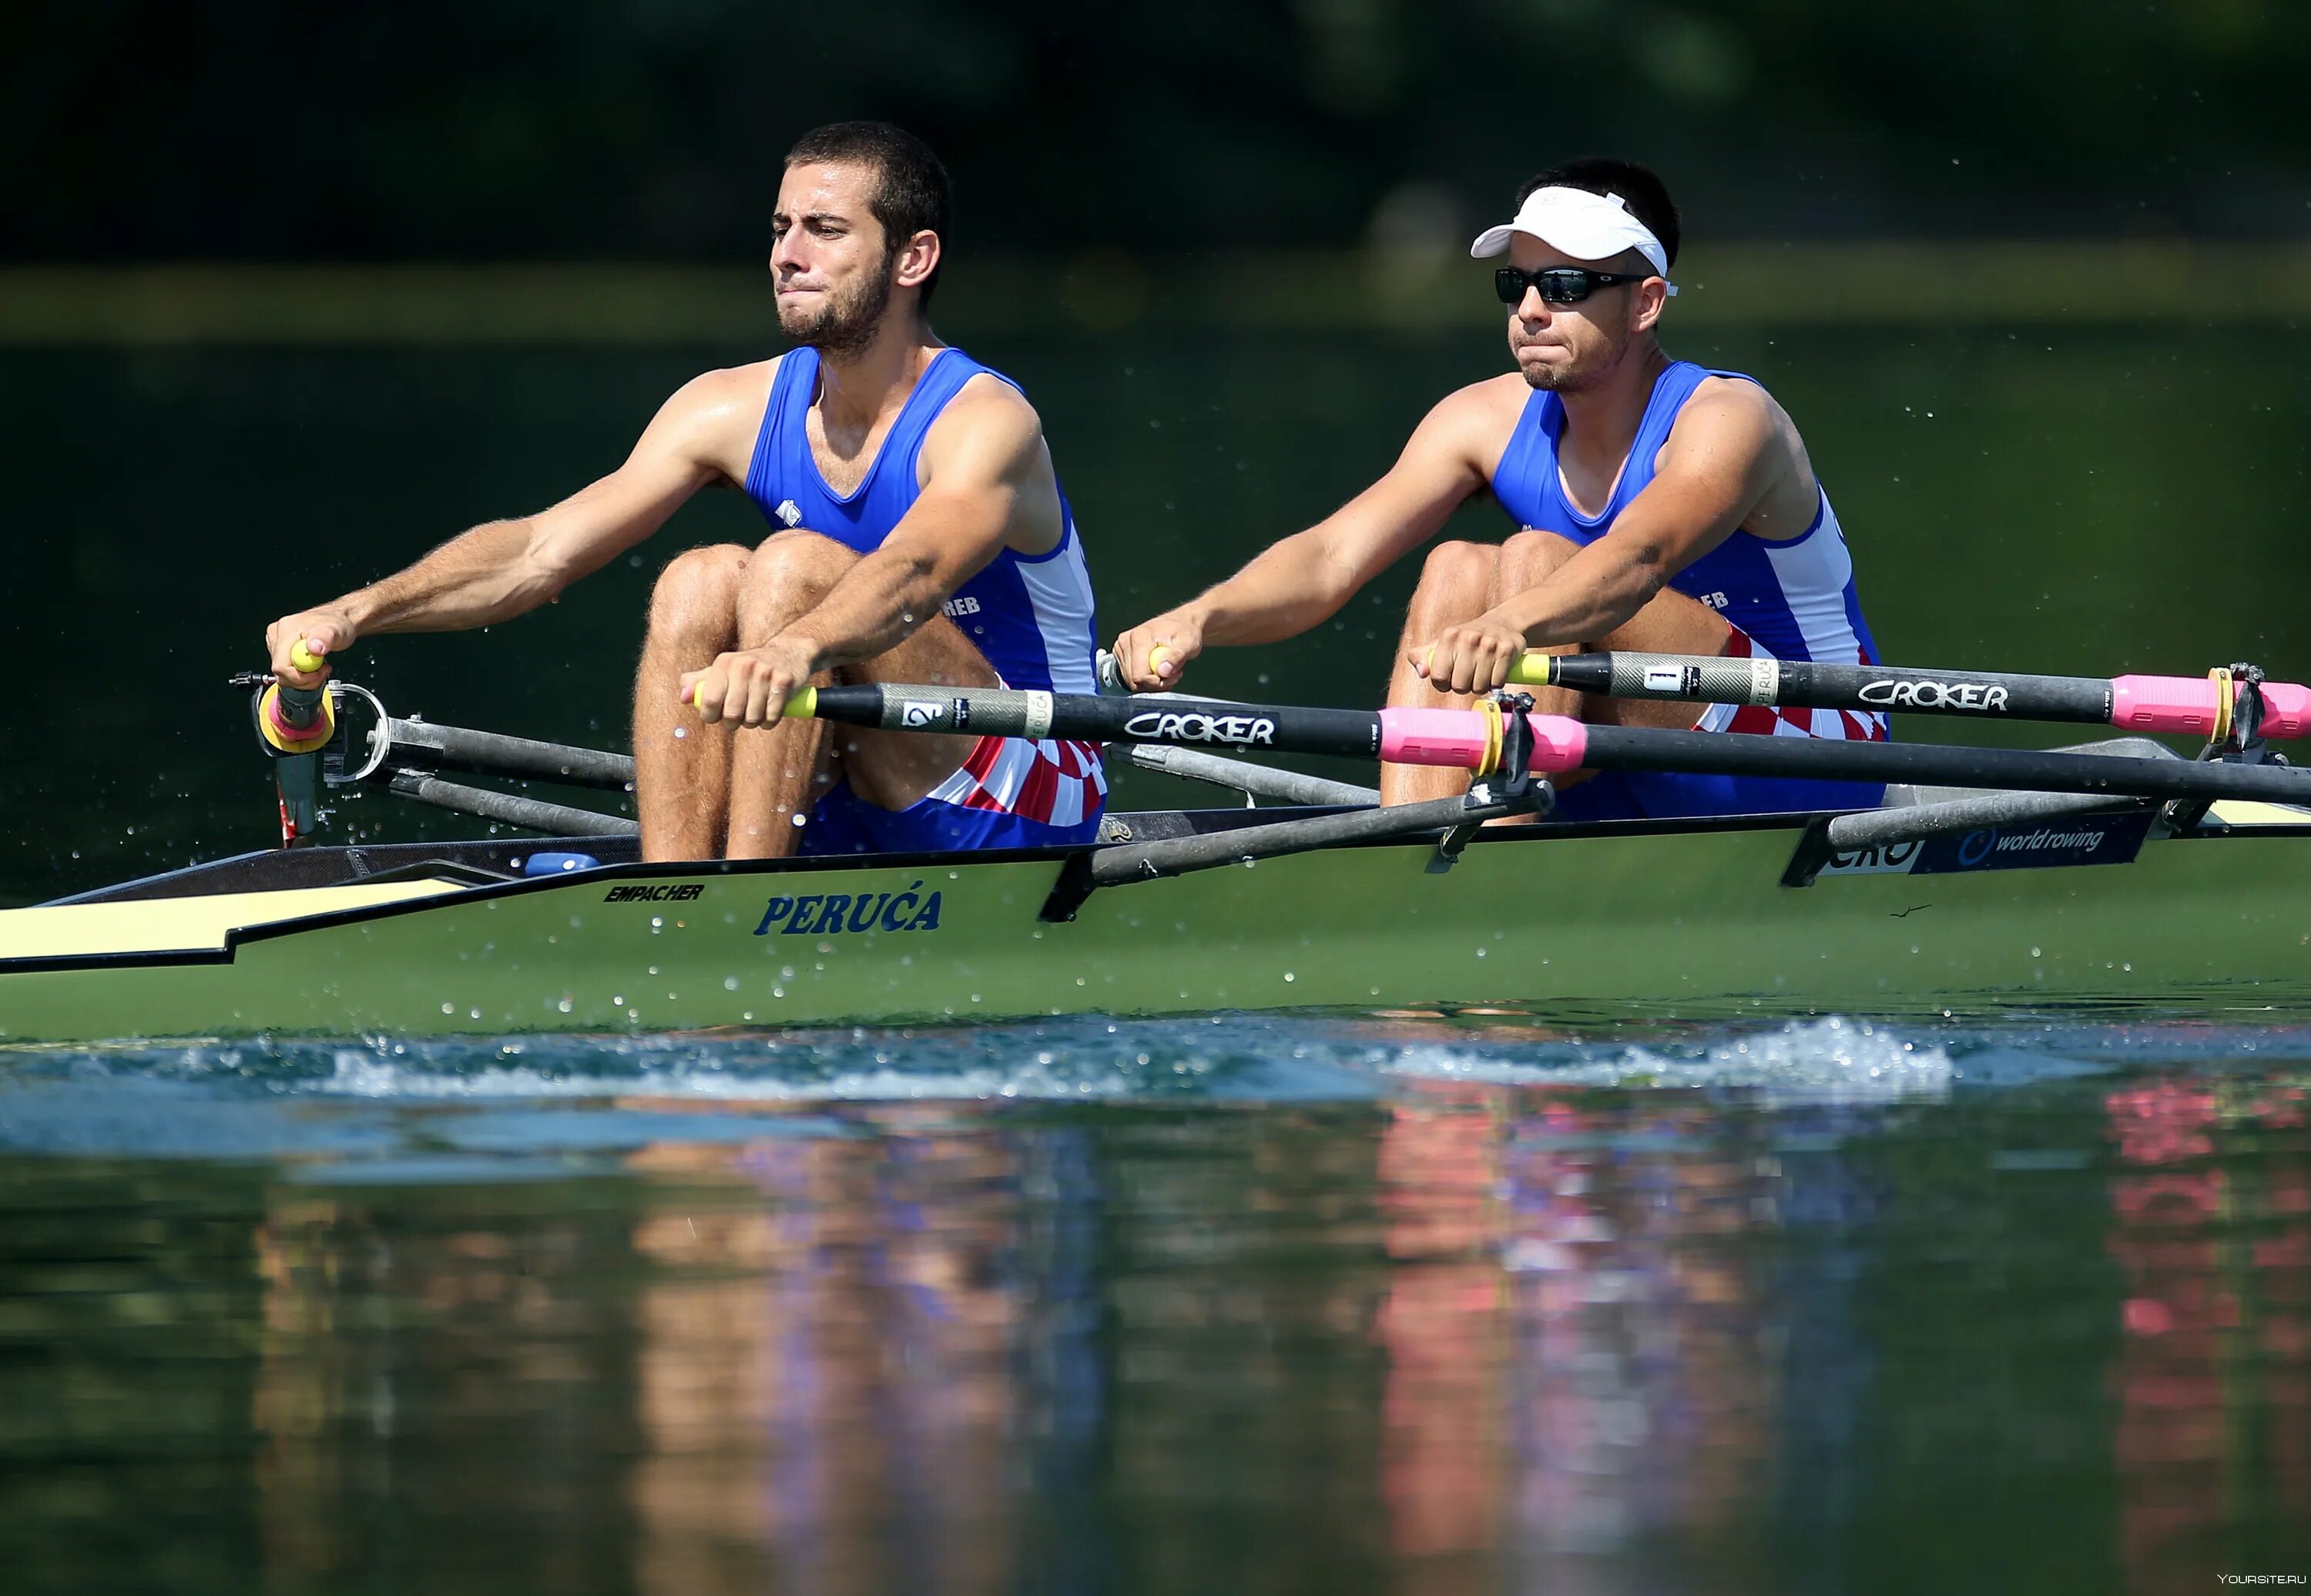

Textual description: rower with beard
[1112,157,1887,820]
[265,121,1104,860]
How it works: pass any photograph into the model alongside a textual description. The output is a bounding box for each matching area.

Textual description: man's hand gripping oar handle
[257,641,338,845]
[1420,645,1552,689]
[685,679,823,720]
[1094,645,1174,693]
[259,641,337,754]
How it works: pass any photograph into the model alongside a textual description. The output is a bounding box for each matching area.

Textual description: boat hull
[5,814,2310,1044]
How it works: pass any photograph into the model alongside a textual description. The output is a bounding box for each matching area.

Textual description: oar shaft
[797,684,2311,806]
[795,684,1386,759]
[1576,723,2304,803]
[1517,651,2311,739]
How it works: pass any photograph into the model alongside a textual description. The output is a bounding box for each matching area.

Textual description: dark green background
[12,0,2309,260]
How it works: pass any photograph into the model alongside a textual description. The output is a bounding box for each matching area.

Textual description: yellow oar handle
[1421,645,1553,686]
[1147,644,1173,679]
[289,639,326,674]
[686,678,819,719]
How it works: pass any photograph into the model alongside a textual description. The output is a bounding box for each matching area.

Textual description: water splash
[8,1013,2309,1172]
[1375,1016,1959,1104]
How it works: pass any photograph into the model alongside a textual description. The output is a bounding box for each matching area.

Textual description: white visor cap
[1469,187,1677,293]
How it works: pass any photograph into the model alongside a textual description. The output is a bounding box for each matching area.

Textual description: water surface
[3,1015,2307,1592]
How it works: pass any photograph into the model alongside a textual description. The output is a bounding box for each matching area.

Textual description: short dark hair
[1515,157,1680,270]
[784,121,953,308]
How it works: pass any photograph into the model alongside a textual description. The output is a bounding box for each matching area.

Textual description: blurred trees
[5,0,2306,260]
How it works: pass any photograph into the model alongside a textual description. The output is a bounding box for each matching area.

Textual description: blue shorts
[1549,770,1884,823]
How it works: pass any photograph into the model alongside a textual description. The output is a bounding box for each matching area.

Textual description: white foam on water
[316,1047,1150,1103]
[1375,1016,1957,1104]
[54,1011,2268,1113]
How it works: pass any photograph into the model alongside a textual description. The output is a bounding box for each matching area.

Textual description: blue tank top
[741,346,1102,696]
[1490,360,1880,669]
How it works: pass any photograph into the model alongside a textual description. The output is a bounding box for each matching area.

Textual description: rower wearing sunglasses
[1112,157,1887,820]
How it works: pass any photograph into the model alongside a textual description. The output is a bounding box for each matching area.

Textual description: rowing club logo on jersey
[774,498,803,527]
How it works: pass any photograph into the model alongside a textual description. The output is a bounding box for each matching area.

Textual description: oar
[780,682,2311,807]
[1463,649,2311,740]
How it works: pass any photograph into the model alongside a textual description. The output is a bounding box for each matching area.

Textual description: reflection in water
[624,1118,1097,1594]
[2107,1076,2311,1590]
[11,1055,2301,1591]
[217,1087,1816,1591]
[1375,1085,1808,1590]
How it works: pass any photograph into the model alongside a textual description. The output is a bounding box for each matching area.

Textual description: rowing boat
[5,656,2310,1044]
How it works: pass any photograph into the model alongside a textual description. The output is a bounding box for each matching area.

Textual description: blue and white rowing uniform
[1489,359,1887,820]
[743,345,1105,854]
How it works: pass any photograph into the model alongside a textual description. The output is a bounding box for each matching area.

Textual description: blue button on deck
[522,852,602,877]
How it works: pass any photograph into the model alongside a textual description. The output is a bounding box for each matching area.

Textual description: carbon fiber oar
[1500,650,2311,740]
[785,682,2311,806]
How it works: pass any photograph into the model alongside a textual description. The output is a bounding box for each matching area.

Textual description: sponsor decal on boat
[1120,709,1277,746]
[603,884,706,903]
[1816,838,1924,876]
[1857,678,2012,712]
[1816,811,2153,879]
[753,883,944,937]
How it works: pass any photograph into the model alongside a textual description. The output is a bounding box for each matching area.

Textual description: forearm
[1183,532,1365,646]
[1498,540,1666,646]
[780,548,950,669]
[334,518,566,635]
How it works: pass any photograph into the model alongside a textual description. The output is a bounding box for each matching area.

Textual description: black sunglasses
[1493,266,1652,306]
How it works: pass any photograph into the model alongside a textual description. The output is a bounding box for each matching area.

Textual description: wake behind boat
[5,652,2311,1044]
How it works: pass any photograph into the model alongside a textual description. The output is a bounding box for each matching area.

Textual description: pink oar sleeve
[2111,676,2311,739]
[1376,709,1589,771]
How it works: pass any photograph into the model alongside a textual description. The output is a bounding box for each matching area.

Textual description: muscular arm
[1488,381,1796,645]
[1111,383,1508,687]
[264,365,764,679]
[789,381,1049,669]
[681,377,1058,724]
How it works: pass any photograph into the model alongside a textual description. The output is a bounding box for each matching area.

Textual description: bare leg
[1381,535,1588,804]
[1585,583,1733,729]
[1379,529,1735,805]
[723,531,1005,860]
[1382,541,1495,806]
[634,545,748,860]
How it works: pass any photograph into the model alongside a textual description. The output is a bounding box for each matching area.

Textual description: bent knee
[741,528,856,595]
[1501,528,1578,571]
[649,544,748,622]
[749,528,857,570]
[1417,538,1497,595]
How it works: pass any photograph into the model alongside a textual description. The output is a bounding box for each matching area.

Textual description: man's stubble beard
[779,252,897,360]
[1516,336,1622,395]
